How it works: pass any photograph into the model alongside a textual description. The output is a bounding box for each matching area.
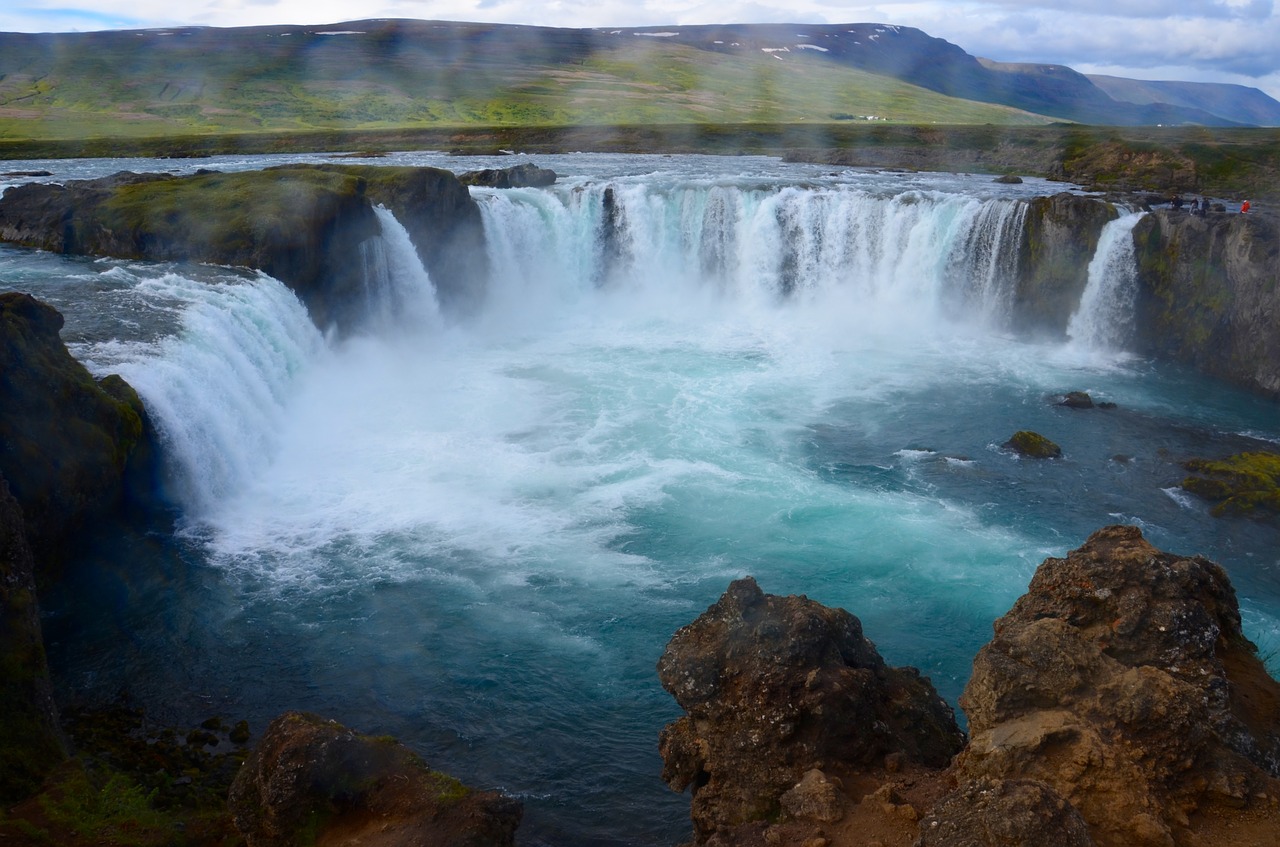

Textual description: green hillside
[0,25,1053,141]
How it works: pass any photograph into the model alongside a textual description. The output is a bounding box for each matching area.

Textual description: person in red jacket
[1241,199,1250,214]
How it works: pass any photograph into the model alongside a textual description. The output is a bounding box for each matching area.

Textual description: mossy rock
[1181,451,1280,517]
[1004,430,1062,459]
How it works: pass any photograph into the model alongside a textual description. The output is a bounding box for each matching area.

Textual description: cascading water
[8,154,1277,847]
[360,205,445,332]
[1067,211,1147,350]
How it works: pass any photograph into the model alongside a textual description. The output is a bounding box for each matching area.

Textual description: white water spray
[1067,211,1146,350]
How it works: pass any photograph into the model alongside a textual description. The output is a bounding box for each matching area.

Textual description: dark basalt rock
[1057,390,1095,409]
[228,711,521,847]
[1132,210,1280,399]
[952,525,1280,847]
[1013,193,1119,338]
[0,292,160,564]
[0,164,490,331]
[458,163,558,189]
[1003,430,1062,458]
[0,475,66,800]
[657,576,964,844]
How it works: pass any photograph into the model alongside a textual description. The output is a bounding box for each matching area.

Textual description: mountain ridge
[0,18,1276,139]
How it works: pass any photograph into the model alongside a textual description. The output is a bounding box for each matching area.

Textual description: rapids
[2,153,1277,846]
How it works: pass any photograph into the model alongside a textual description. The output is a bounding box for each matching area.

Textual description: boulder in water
[1180,451,1280,517]
[458,163,557,188]
[1057,390,1095,409]
[228,711,522,847]
[1003,430,1062,458]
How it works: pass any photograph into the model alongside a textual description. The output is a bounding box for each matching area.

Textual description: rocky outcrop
[1180,451,1280,516]
[661,528,1280,847]
[1132,209,1280,398]
[228,711,521,847]
[0,476,66,801]
[301,164,490,317]
[0,165,489,330]
[458,163,557,189]
[657,576,965,844]
[1012,193,1119,337]
[952,525,1280,847]
[0,292,159,564]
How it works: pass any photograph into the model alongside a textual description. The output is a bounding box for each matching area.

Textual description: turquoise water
[4,154,1278,845]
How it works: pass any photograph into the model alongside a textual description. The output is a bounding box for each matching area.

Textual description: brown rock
[657,577,964,844]
[781,770,846,824]
[953,525,1280,847]
[228,711,521,847]
[915,778,1093,847]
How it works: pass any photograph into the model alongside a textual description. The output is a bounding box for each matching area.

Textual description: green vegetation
[1005,431,1063,459]
[1182,452,1280,516]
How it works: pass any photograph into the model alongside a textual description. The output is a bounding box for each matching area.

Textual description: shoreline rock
[659,527,1280,846]
[228,711,522,847]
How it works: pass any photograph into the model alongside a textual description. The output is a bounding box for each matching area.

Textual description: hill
[1086,74,1280,126]
[3,19,1278,143]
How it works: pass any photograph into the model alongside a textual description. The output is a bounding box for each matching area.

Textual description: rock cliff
[0,292,159,564]
[0,165,488,331]
[228,711,522,847]
[660,528,1280,847]
[1012,192,1119,337]
[0,476,65,801]
[1132,209,1280,398]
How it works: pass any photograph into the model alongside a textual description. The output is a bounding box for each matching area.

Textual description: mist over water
[5,154,1278,846]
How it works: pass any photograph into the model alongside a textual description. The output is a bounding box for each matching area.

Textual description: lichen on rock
[1181,451,1280,517]
[1003,430,1062,458]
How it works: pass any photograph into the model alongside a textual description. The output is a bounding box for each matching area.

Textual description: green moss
[37,769,168,846]
[1005,430,1062,459]
[425,770,471,805]
[1181,451,1280,517]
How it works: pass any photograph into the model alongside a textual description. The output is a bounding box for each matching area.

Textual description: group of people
[1170,195,1251,215]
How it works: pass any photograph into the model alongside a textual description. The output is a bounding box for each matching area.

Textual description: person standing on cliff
[1241,199,1250,214]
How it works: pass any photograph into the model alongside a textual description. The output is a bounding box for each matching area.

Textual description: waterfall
[94,273,324,516]
[360,205,444,332]
[1067,211,1147,350]
[474,182,1029,329]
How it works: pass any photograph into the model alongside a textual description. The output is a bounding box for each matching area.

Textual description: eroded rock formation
[458,162,557,189]
[228,711,522,847]
[657,576,965,844]
[953,524,1280,847]
[660,528,1280,847]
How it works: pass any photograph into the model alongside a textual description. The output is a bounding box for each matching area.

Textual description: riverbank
[3,124,1279,204]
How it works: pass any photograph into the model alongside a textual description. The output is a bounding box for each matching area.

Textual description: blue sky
[3,1,1279,101]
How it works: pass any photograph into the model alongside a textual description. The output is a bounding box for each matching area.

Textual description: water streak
[1067,211,1147,350]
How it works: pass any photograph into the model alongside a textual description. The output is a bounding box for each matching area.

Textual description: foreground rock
[228,711,521,847]
[0,477,65,800]
[0,292,158,564]
[1133,209,1280,398]
[662,528,1280,847]
[0,165,488,330]
[952,525,1280,847]
[657,577,964,844]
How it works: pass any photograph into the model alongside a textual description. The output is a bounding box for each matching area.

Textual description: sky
[2,1,1279,102]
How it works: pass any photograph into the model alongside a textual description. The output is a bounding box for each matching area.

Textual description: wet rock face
[954,525,1280,847]
[458,163,557,189]
[1013,193,1118,338]
[657,577,965,843]
[0,292,158,564]
[1132,210,1280,398]
[228,711,522,847]
[0,476,65,801]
